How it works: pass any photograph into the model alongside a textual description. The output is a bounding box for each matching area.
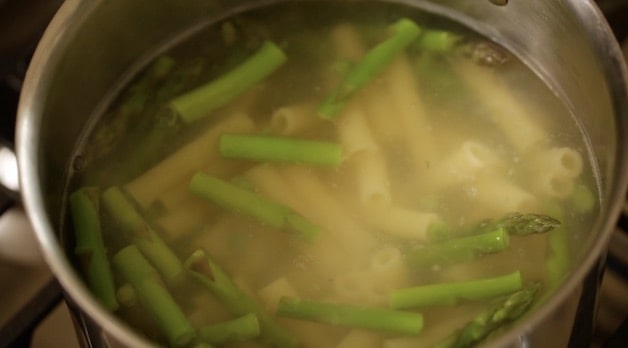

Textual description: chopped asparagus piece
[277,297,424,335]
[69,187,119,311]
[113,245,195,347]
[185,249,299,347]
[390,271,523,309]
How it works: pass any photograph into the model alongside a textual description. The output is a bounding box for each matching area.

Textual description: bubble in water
[489,0,509,5]
[467,41,510,66]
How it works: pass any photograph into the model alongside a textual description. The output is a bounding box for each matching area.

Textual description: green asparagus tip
[440,283,541,348]
[499,212,560,236]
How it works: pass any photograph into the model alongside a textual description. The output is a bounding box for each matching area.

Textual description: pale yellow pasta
[533,172,576,199]
[284,321,344,348]
[330,23,366,61]
[244,164,300,209]
[258,277,300,311]
[420,140,503,192]
[155,199,214,241]
[336,330,381,348]
[539,147,583,178]
[247,164,373,276]
[278,166,377,253]
[332,264,401,307]
[125,112,255,207]
[454,59,547,152]
[270,103,320,135]
[337,101,380,158]
[332,271,373,305]
[369,246,406,287]
[528,147,583,199]
[365,205,440,241]
[150,179,192,213]
[150,159,246,212]
[351,151,391,207]
[384,54,436,170]
[467,174,540,219]
[382,337,423,348]
[357,79,402,148]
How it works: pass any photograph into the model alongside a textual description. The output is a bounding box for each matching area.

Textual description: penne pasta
[357,78,402,149]
[454,59,548,152]
[528,147,583,199]
[126,113,255,207]
[278,166,377,253]
[384,54,436,171]
[246,164,372,276]
[351,151,392,207]
[366,205,441,241]
[419,140,504,192]
[270,103,320,136]
[155,199,214,241]
[467,173,540,219]
[336,330,381,348]
[330,23,367,61]
[337,101,380,158]
[258,277,300,311]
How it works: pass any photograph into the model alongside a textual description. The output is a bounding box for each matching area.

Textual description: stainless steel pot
[16,0,628,347]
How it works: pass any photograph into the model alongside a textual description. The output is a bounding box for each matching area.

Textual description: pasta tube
[454,59,547,152]
[528,147,583,199]
[337,330,381,348]
[125,112,254,207]
[419,140,503,192]
[270,104,320,135]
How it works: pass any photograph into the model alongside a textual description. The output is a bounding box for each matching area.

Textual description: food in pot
[66,1,598,347]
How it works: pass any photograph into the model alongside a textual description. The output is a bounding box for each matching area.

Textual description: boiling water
[67,1,598,347]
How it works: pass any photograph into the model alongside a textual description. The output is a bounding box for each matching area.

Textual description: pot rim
[16,0,155,346]
[16,0,628,347]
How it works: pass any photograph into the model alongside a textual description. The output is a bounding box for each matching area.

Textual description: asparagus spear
[170,40,287,123]
[390,271,522,309]
[318,18,421,119]
[414,29,461,53]
[219,134,343,167]
[437,283,540,348]
[405,227,510,268]
[189,172,322,241]
[277,297,424,335]
[69,187,119,311]
[199,313,261,345]
[184,249,299,348]
[101,186,185,284]
[544,205,570,289]
[113,245,195,347]
[474,212,560,236]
